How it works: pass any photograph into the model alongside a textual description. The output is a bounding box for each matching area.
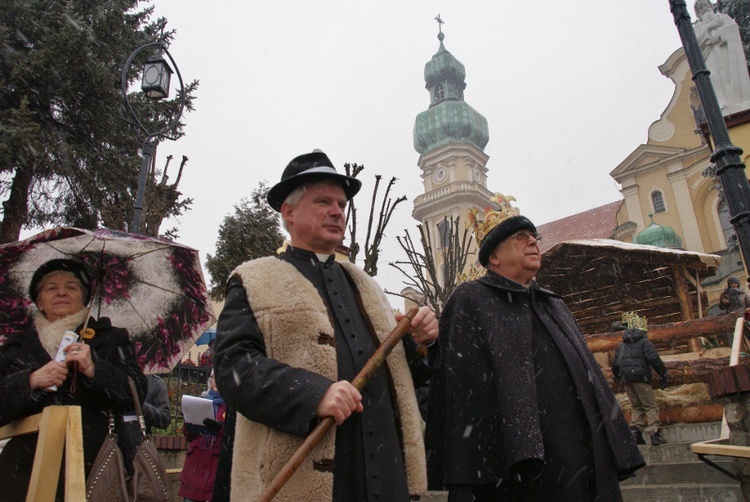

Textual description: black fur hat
[266,151,362,212]
[477,215,537,267]
[29,258,92,305]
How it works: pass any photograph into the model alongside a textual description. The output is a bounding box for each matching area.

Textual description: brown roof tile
[537,200,623,254]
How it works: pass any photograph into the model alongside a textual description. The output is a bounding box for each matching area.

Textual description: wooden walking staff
[258,307,420,502]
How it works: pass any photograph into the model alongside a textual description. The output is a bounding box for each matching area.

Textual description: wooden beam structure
[585,312,738,353]
[0,406,86,502]
[537,239,720,335]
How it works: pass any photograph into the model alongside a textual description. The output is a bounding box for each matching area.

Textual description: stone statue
[693,0,750,116]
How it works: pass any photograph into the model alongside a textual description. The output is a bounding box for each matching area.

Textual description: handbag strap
[107,408,116,434]
[127,376,148,438]
[104,377,146,437]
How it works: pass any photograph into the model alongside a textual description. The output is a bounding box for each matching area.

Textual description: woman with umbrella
[0,258,147,501]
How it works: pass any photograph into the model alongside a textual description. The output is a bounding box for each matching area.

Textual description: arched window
[652,191,666,213]
[434,84,444,102]
[436,219,450,249]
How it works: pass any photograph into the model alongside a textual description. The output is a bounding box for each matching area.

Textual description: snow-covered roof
[545,238,721,269]
[537,239,721,334]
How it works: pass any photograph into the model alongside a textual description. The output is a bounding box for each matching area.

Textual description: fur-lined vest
[230,257,426,501]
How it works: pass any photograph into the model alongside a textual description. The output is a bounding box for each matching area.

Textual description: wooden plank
[572,296,682,320]
[691,438,750,459]
[731,317,745,366]
[64,406,86,501]
[586,313,738,353]
[673,265,695,321]
[26,406,68,502]
[604,356,746,389]
[0,413,42,441]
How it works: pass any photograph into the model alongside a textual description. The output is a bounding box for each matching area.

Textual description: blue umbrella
[194,328,216,346]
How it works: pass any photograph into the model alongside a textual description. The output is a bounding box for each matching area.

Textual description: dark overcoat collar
[477,269,559,298]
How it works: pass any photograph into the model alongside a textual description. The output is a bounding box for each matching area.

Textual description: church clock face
[433,167,447,184]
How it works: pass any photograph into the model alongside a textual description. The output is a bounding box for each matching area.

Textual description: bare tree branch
[388,216,474,317]
[343,163,406,276]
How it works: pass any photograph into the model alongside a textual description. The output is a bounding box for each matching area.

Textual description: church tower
[412,18,495,282]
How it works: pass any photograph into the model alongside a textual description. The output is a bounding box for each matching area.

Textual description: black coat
[425,271,644,500]
[0,317,147,502]
[719,286,750,312]
[612,328,667,383]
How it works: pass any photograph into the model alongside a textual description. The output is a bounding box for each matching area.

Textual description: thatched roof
[536,239,720,334]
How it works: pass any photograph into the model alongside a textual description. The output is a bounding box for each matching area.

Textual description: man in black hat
[425,194,644,501]
[213,151,438,501]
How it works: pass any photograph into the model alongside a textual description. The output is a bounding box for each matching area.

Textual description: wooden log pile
[616,382,726,424]
[601,356,747,390]
[585,312,739,353]
[621,405,725,425]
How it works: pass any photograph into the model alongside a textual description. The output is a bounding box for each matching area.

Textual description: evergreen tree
[718,0,750,70]
[205,183,284,300]
[0,0,197,241]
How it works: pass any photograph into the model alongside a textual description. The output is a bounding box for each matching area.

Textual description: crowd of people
[1,148,742,501]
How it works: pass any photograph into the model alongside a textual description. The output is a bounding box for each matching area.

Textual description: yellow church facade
[609,42,750,309]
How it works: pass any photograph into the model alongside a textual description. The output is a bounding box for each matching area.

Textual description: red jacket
[178,402,226,501]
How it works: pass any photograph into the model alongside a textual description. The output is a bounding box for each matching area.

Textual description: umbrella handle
[80,283,101,334]
[258,307,419,502]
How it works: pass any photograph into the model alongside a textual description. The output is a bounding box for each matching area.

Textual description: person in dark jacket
[719,276,750,314]
[611,322,669,445]
[120,373,172,472]
[211,402,235,502]
[213,151,439,501]
[425,195,644,502]
[142,374,171,431]
[0,258,147,501]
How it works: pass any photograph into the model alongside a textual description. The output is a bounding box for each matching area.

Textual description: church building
[410,6,750,312]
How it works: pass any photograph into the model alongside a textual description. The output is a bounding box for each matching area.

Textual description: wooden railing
[691,317,750,481]
[0,406,85,501]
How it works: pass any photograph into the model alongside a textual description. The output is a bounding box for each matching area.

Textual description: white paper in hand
[47,331,78,392]
[182,395,215,425]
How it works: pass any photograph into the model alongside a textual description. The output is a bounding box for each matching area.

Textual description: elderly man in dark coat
[425,195,644,501]
[213,151,439,501]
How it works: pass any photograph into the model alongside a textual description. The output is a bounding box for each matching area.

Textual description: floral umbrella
[0,227,216,374]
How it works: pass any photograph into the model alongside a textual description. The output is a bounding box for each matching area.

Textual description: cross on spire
[435,14,444,33]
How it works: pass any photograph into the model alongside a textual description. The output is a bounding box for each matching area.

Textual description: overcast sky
[143,0,695,301]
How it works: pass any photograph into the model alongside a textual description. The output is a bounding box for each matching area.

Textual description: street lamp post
[667,0,750,271]
[121,40,185,235]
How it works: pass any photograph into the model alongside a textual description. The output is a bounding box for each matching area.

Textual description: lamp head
[141,51,173,100]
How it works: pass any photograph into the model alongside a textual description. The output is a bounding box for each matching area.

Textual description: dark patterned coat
[0,317,147,501]
[425,271,644,500]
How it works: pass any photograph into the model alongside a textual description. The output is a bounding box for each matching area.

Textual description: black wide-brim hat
[29,258,92,305]
[267,151,362,212]
[478,215,537,267]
